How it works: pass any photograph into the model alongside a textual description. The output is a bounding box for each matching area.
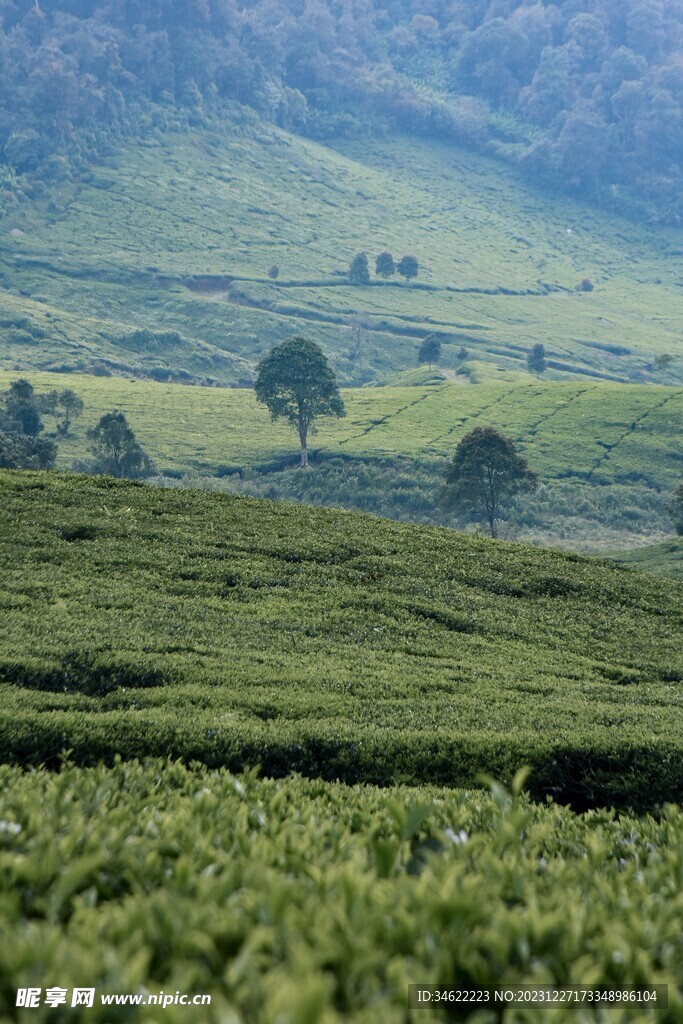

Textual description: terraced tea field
[4,370,681,489]
[1,127,682,387]
[1,471,681,811]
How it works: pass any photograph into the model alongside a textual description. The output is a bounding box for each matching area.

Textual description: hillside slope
[5,369,679,549]
[4,371,681,487]
[2,127,682,387]
[1,471,681,810]
[611,538,683,580]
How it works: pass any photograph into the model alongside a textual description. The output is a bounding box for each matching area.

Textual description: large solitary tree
[255,337,345,467]
[440,426,538,538]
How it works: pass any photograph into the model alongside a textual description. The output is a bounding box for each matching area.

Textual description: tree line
[0,379,154,478]
[0,1,681,222]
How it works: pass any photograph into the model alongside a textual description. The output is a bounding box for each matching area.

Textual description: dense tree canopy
[86,411,155,479]
[440,426,538,538]
[0,1,682,221]
[255,336,345,467]
[0,379,57,469]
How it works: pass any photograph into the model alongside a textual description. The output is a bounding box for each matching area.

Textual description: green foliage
[397,254,418,282]
[1,378,43,437]
[84,411,155,479]
[417,335,441,368]
[2,127,682,389]
[1,760,682,1022]
[527,342,547,376]
[1,370,680,548]
[0,471,681,811]
[255,337,345,467]
[375,251,395,278]
[0,431,56,470]
[0,378,57,469]
[348,252,370,285]
[609,538,683,581]
[441,427,538,538]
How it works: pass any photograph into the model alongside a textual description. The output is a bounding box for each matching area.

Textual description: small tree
[397,254,418,283]
[255,336,345,467]
[55,385,84,432]
[375,251,395,278]
[440,426,538,538]
[672,483,683,536]
[527,342,547,376]
[86,411,155,479]
[418,335,441,368]
[349,252,370,285]
[268,265,280,280]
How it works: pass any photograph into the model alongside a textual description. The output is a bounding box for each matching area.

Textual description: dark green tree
[2,378,43,437]
[0,432,56,470]
[86,411,155,479]
[397,254,418,283]
[255,336,345,467]
[440,426,538,538]
[527,342,547,376]
[56,389,84,435]
[0,378,57,469]
[375,251,395,278]
[349,252,370,285]
[418,335,441,368]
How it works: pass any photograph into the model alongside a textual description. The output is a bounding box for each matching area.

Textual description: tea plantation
[1,760,682,1023]
[2,127,682,388]
[2,470,683,1020]
[1,470,682,811]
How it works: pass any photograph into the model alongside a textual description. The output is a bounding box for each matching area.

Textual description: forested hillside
[1,0,682,223]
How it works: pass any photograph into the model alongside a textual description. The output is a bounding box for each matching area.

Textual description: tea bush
[1,471,681,811]
[0,761,681,1023]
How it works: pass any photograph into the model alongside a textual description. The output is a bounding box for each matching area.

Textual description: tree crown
[441,426,537,537]
[255,337,345,430]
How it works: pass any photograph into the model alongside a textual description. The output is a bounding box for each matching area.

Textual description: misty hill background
[1,0,683,224]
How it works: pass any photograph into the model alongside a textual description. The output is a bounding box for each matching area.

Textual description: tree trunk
[298,415,309,468]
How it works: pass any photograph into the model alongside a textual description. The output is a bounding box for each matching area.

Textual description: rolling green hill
[611,538,683,580]
[4,370,680,550]
[5,371,681,484]
[2,126,682,387]
[2,470,682,812]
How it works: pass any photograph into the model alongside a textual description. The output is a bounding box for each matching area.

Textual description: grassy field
[1,125,682,386]
[1,760,682,1023]
[3,369,680,550]
[1,470,682,812]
